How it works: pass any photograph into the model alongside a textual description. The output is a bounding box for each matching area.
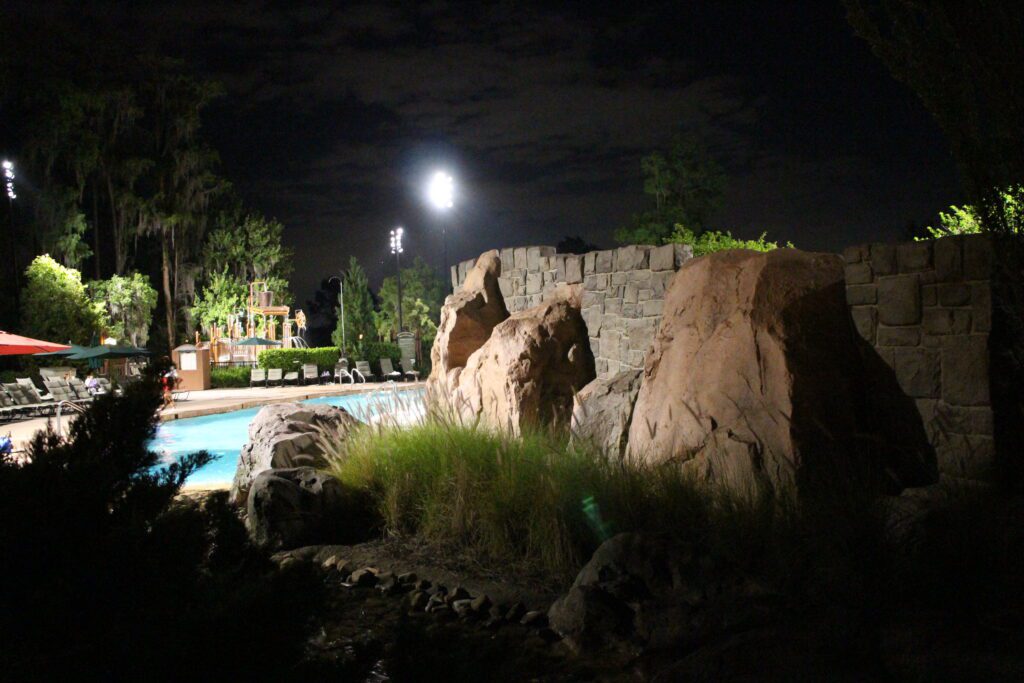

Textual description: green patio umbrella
[67,344,153,369]
[34,344,91,357]
[233,337,282,346]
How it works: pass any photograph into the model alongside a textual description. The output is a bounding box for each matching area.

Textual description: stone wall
[452,244,692,377]
[452,236,998,480]
[843,235,994,479]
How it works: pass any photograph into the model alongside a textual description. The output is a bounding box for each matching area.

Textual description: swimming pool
[154,387,424,486]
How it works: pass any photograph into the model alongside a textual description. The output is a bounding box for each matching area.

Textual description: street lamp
[328,274,345,353]
[426,170,454,290]
[3,160,19,310]
[390,227,405,333]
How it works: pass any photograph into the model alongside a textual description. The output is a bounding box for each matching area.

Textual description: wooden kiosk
[172,343,211,391]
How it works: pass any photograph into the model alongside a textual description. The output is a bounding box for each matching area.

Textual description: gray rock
[349,567,378,586]
[230,403,360,506]
[570,369,643,458]
[521,611,548,628]
[452,599,475,617]
[470,594,492,614]
[408,591,429,611]
[505,602,527,622]
[245,467,377,550]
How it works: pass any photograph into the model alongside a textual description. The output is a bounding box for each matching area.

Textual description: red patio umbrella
[0,330,72,355]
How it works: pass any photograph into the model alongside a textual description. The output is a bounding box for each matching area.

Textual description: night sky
[13,1,963,304]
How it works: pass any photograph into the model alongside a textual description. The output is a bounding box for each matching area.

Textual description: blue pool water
[153,388,423,486]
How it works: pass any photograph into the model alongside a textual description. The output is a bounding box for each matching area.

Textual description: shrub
[257,346,340,371]
[210,366,252,388]
[0,365,326,677]
[665,224,792,256]
[357,340,401,367]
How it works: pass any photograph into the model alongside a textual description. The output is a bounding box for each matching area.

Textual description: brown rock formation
[455,299,596,434]
[428,250,509,397]
[627,248,936,499]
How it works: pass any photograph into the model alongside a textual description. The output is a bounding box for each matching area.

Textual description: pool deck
[4,380,423,451]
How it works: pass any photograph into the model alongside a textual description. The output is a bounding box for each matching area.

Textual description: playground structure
[207,281,308,365]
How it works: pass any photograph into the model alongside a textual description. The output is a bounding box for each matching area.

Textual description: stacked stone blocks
[453,244,691,377]
[843,235,994,478]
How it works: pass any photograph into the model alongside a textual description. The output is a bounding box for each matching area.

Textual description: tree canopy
[615,136,726,245]
[21,255,105,345]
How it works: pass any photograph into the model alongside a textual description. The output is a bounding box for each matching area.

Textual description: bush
[665,224,792,256]
[210,366,252,388]
[257,346,340,371]
[0,365,326,677]
[357,340,401,368]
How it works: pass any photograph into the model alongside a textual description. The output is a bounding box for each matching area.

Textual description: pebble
[470,594,492,614]
[407,591,429,611]
[520,611,548,628]
[445,586,470,604]
[452,599,474,617]
[349,568,378,587]
[505,602,527,623]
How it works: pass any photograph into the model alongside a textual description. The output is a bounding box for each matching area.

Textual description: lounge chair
[2,383,52,417]
[399,359,420,382]
[66,378,94,402]
[17,377,53,402]
[250,368,267,387]
[354,361,375,382]
[17,378,54,405]
[334,360,355,384]
[378,358,403,382]
[43,379,77,404]
[0,389,19,421]
[302,363,319,385]
[283,370,299,385]
[267,368,283,386]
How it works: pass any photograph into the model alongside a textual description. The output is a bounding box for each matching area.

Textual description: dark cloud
[15,0,962,302]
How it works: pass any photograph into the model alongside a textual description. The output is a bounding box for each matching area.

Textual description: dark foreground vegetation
[1,369,1023,680]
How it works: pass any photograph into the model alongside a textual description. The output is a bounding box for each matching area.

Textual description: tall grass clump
[324,404,799,584]
[321,392,1024,616]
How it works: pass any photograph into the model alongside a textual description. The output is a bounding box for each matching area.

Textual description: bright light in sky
[426,170,454,210]
[2,159,15,199]
[390,226,404,254]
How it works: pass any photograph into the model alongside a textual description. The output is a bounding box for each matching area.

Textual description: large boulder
[454,299,596,434]
[571,369,643,458]
[627,249,936,499]
[428,250,509,396]
[229,402,360,506]
[245,467,377,550]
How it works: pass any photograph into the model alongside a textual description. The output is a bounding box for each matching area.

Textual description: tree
[90,272,158,347]
[191,270,247,334]
[918,186,1022,240]
[844,1,1024,221]
[201,210,293,311]
[20,254,105,344]
[332,257,375,355]
[615,136,726,245]
[136,59,228,353]
[377,256,446,338]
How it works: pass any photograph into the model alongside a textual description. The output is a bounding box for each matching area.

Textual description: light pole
[328,274,346,352]
[3,160,19,311]
[426,170,454,290]
[390,227,404,333]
